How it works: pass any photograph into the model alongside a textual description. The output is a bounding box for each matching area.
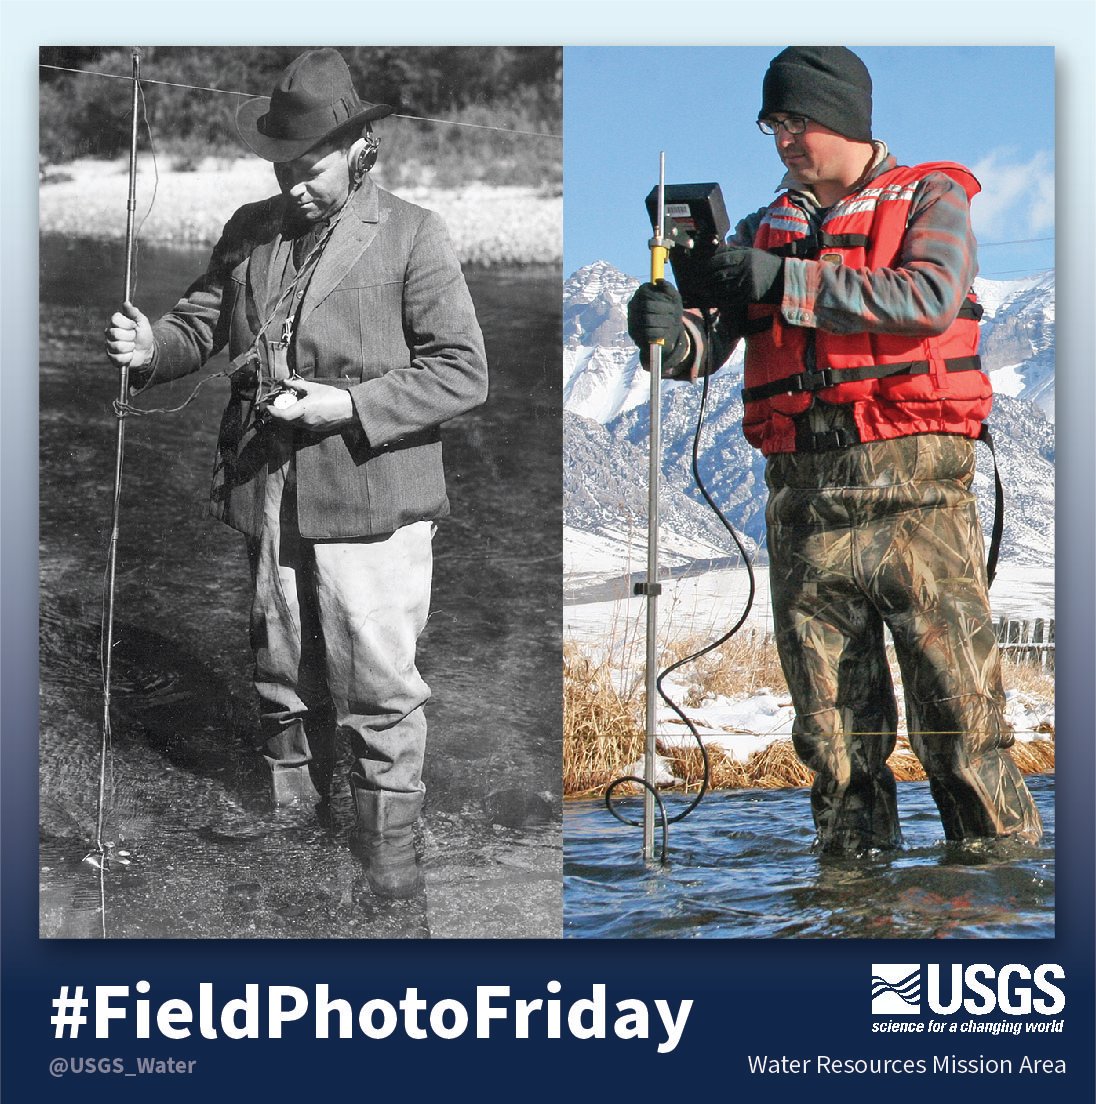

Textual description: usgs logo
[872,963,1065,1016]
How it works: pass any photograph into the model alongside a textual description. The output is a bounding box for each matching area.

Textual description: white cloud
[968,149,1055,241]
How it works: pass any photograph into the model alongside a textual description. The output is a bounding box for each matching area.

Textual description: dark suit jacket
[140,177,488,538]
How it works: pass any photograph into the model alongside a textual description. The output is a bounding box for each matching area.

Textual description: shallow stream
[39,234,563,939]
[564,776,1054,939]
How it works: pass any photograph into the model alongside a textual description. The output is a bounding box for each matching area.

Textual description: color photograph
[563,46,1056,938]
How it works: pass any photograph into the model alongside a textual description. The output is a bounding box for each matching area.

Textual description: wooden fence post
[995,615,1056,669]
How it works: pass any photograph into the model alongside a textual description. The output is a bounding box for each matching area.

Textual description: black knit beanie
[759,46,873,141]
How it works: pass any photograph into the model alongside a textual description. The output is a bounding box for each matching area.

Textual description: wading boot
[351,787,424,899]
[264,724,321,819]
[268,763,321,811]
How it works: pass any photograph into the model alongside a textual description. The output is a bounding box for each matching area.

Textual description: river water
[38,234,562,939]
[38,236,1056,943]
[563,775,1055,939]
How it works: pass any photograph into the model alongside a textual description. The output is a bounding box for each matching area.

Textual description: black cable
[604,777,670,864]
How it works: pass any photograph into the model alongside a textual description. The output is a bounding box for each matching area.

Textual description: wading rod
[642,153,671,862]
[97,48,141,853]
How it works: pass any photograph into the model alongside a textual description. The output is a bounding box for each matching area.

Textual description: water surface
[564,775,1054,939]
[39,234,562,939]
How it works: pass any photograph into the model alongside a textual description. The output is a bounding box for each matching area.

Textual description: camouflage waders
[765,431,1043,854]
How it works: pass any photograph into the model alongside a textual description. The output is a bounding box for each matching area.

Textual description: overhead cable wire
[38,63,562,139]
[977,237,1053,246]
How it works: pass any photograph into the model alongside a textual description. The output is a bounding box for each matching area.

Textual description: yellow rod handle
[650,243,669,285]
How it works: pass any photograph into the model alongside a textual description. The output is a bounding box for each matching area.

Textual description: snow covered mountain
[562,261,652,423]
[972,271,1055,422]
[563,261,1055,567]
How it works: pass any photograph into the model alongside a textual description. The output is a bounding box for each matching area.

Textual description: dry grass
[563,635,1056,798]
[562,641,645,797]
[1001,652,1056,714]
[662,631,787,707]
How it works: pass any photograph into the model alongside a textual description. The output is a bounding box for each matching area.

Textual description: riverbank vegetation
[563,635,1055,798]
[39,48,562,265]
[39,46,561,190]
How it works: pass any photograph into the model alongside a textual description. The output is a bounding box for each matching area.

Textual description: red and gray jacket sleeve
[677,170,979,378]
[782,172,978,335]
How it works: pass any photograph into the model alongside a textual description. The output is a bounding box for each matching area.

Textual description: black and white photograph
[38,44,563,939]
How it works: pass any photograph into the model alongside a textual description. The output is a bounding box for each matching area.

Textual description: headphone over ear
[350,130,380,186]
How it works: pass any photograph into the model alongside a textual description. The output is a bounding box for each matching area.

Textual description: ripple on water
[40,241,562,939]
[564,776,1055,939]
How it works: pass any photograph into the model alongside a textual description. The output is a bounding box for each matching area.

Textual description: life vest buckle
[797,367,836,393]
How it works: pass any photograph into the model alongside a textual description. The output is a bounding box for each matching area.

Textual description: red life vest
[741,162,991,455]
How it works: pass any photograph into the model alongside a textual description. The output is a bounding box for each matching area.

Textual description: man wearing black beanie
[761,46,873,142]
[627,46,1042,855]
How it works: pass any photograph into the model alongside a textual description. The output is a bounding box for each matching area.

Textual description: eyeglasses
[757,115,809,136]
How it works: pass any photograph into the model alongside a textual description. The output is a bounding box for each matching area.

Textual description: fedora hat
[236,48,394,162]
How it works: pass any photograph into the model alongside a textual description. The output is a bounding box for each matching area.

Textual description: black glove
[699,245,784,310]
[626,280,690,375]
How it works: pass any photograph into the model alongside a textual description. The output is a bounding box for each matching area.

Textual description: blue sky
[564,46,1055,282]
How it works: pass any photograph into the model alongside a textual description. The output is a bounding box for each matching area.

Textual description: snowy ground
[564,525,1055,768]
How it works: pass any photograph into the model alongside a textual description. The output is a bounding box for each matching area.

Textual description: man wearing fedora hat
[627,46,1042,855]
[104,48,488,898]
